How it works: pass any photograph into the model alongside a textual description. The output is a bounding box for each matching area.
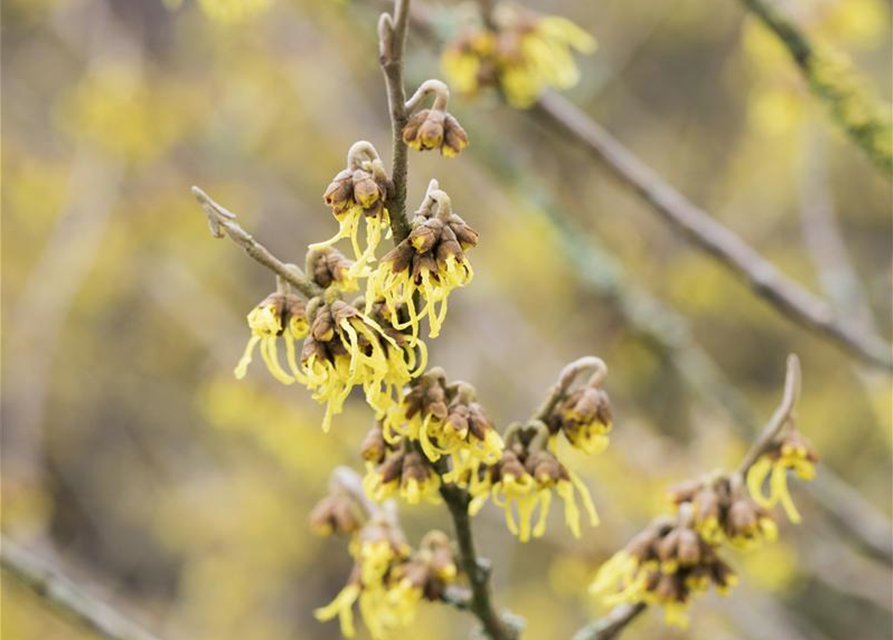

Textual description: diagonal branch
[570,603,646,640]
[191,186,322,298]
[531,91,892,371]
[1,536,165,640]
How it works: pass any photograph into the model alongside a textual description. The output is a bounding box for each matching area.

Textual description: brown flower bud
[323,168,354,214]
[311,307,336,342]
[409,220,441,254]
[352,170,383,210]
[442,113,469,157]
[361,424,387,463]
[450,220,479,249]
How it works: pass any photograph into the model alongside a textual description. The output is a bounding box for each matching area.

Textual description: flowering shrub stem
[379,0,413,243]
[570,603,646,640]
[0,536,165,640]
[439,474,516,640]
[191,187,322,298]
[738,355,801,474]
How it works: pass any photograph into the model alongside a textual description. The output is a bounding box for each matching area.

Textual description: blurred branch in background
[1,537,165,640]
[798,126,881,338]
[737,0,893,177]
[530,91,892,372]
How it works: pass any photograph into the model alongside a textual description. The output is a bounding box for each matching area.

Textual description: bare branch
[379,0,413,243]
[738,354,801,474]
[439,478,518,640]
[570,603,646,640]
[191,186,322,298]
[532,91,892,371]
[1,537,165,640]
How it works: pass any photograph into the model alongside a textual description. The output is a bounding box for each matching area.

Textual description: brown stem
[570,603,647,640]
[379,0,413,244]
[191,186,322,299]
[531,92,892,372]
[738,353,801,475]
[439,479,517,640]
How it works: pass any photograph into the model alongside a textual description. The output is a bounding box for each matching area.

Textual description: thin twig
[1,536,165,640]
[379,0,413,243]
[531,92,892,371]
[737,0,893,176]
[738,354,801,474]
[570,603,646,640]
[533,356,607,422]
[191,186,322,298]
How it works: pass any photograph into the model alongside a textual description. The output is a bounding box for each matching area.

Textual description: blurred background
[2,0,891,639]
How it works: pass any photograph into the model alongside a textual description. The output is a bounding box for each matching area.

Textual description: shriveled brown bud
[442,113,469,157]
[361,424,387,463]
[403,109,446,151]
[382,241,415,274]
[311,307,335,342]
[409,219,442,254]
[676,528,701,567]
[449,220,479,249]
[352,170,383,210]
[728,499,757,533]
[667,479,703,506]
[323,168,354,213]
[309,495,363,536]
[525,450,561,484]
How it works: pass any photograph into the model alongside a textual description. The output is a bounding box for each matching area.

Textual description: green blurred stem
[737,0,893,177]
[1,536,164,640]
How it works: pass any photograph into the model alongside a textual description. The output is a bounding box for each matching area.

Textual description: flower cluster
[442,3,596,108]
[592,405,817,626]
[590,510,737,627]
[667,475,778,551]
[384,368,503,464]
[746,428,818,523]
[313,141,392,277]
[459,421,599,542]
[234,247,425,432]
[361,422,443,506]
[545,360,612,455]
[367,186,477,338]
[311,480,458,640]
[402,79,469,158]
[234,288,309,384]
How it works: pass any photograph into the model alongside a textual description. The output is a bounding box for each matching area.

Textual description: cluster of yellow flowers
[591,425,817,626]
[366,186,477,339]
[311,484,458,640]
[442,3,596,108]
[456,421,600,543]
